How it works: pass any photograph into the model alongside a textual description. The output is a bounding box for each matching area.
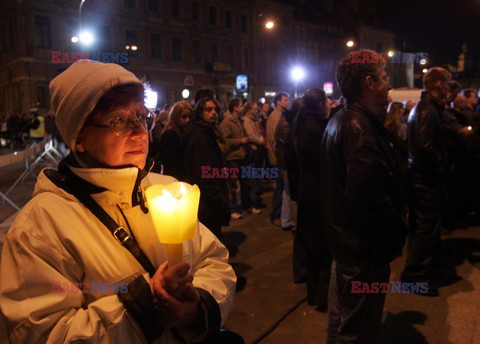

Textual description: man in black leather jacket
[401,67,451,288]
[320,50,408,343]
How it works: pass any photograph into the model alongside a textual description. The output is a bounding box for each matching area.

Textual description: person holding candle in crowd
[0,60,237,343]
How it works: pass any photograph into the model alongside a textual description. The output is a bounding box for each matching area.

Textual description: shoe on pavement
[249,208,261,215]
[231,212,243,220]
[270,218,281,227]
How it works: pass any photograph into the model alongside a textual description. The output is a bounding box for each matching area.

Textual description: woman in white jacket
[0,60,237,343]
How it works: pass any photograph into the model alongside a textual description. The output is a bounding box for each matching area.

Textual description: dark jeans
[270,172,283,220]
[403,181,445,279]
[226,160,253,213]
[327,260,390,344]
[306,248,332,309]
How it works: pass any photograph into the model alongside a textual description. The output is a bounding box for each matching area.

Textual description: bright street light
[388,51,394,57]
[420,59,427,65]
[422,68,428,73]
[291,67,305,82]
[182,89,190,99]
[290,66,305,97]
[71,36,79,43]
[265,21,274,29]
[131,45,138,51]
[346,40,354,48]
[79,31,93,44]
[145,86,158,110]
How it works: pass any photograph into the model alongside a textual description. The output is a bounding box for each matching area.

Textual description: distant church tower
[457,41,472,72]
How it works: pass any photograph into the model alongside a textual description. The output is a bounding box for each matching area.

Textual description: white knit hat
[49,60,141,149]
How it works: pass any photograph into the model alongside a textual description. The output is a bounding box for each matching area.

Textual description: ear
[75,141,86,153]
[364,75,375,92]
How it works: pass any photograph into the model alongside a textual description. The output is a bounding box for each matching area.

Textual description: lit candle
[145,182,200,266]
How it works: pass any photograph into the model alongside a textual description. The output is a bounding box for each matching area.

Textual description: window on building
[193,40,201,64]
[126,30,138,55]
[126,30,137,45]
[34,15,51,48]
[98,26,111,51]
[209,6,217,25]
[241,15,247,32]
[171,0,180,18]
[172,37,182,61]
[191,2,199,21]
[151,34,162,59]
[148,0,159,13]
[1,23,7,53]
[225,11,232,29]
[211,43,218,63]
[242,47,249,69]
[36,85,48,109]
[227,45,234,67]
[9,18,15,49]
[124,0,135,8]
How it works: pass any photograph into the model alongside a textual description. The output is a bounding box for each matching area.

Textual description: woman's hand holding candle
[150,262,201,328]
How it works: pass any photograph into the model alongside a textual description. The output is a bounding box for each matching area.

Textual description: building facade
[0,0,398,117]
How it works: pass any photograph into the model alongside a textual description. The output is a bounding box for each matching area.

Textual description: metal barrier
[0,137,63,216]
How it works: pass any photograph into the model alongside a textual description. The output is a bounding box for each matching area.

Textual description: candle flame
[162,189,174,199]
[180,183,187,196]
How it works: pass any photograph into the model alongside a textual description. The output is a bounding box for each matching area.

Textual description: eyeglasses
[90,111,157,137]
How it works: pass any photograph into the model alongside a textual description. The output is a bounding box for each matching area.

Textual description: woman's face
[201,100,218,124]
[75,101,149,169]
[178,109,192,128]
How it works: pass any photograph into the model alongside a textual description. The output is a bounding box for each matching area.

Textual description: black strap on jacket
[58,161,157,277]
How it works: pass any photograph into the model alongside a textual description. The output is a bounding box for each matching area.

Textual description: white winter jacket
[0,161,236,343]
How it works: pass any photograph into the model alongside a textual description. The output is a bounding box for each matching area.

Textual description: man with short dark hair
[401,67,451,292]
[320,50,408,343]
[266,92,289,226]
[220,98,260,219]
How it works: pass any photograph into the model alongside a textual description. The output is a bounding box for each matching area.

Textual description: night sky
[370,0,480,67]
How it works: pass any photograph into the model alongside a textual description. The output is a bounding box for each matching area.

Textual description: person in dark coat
[158,101,192,180]
[320,50,408,343]
[183,96,230,239]
[292,88,332,310]
[401,67,451,289]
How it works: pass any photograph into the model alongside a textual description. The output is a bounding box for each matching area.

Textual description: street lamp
[265,21,274,30]
[346,40,355,48]
[388,51,394,57]
[290,66,305,98]
[71,0,94,45]
[79,31,93,45]
[420,59,427,65]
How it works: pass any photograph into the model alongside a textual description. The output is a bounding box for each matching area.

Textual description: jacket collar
[59,155,152,207]
[420,91,445,111]
[346,102,386,127]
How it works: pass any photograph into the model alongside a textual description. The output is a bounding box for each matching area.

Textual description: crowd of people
[1,51,480,343]
[0,109,62,150]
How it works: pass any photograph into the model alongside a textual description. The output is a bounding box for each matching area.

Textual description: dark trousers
[270,172,283,219]
[226,160,253,212]
[327,260,390,344]
[306,248,332,309]
[403,181,444,279]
